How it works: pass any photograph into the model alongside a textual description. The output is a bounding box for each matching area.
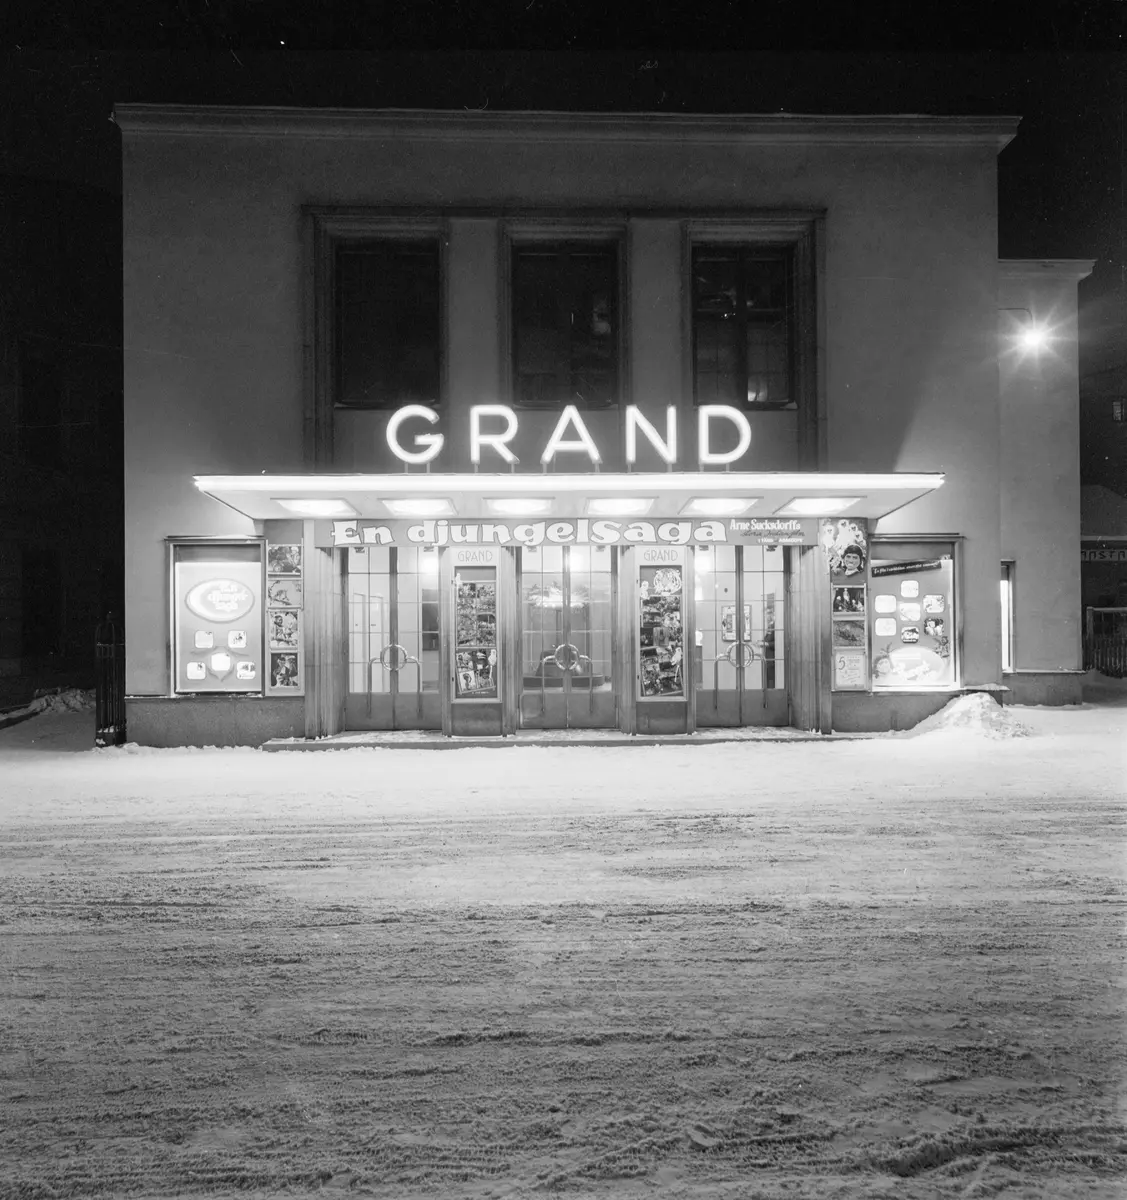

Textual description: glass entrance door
[346,546,441,729]
[694,544,788,726]
[520,544,616,728]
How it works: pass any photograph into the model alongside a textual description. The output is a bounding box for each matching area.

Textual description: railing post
[95,612,126,747]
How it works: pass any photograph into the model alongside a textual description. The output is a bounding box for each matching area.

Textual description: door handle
[725,641,756,668]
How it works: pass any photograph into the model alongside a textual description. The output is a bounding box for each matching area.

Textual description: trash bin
[95,612,125,747]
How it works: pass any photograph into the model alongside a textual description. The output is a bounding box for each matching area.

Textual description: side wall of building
[998,260,1090,704]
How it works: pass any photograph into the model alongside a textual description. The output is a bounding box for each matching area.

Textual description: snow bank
[901,693,1030,739]
[35,687,95,714]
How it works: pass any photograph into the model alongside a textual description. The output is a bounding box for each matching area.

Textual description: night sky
[3,10,1125,372]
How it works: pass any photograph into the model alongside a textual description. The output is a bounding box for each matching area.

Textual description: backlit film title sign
[386,403,754,466]
[332,517,817,548]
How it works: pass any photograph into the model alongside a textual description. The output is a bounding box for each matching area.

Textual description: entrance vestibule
[519,545,617,729]
[343,543,791,734]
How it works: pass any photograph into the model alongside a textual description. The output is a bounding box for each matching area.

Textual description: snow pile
[903,693,1030,739]
[1082,669,1127,707]
[34,687,95,714]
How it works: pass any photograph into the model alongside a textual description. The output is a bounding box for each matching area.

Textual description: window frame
[1000,560,1015,673]
[683,216,821,468]
[690,244,796,412]
[307,209,448,465]
[501,219,629,412]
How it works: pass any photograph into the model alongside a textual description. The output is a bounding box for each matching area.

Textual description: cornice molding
[113,105,1020,150]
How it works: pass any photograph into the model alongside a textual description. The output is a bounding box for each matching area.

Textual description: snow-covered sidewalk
[0,683,1122,826]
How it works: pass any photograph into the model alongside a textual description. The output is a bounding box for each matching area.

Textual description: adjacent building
[114,105,1091,745]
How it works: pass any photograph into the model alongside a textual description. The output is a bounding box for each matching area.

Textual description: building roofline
[999,258,1096,281]
[112,104,1020,150]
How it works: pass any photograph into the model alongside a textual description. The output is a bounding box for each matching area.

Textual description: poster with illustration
[869,555,955,688]
[268,609,301,649]
[821,518,869,582]
[720,604,753,642]
[267,577,303,609]
[833,586,867,614]
[269,652,300,689]
[834,650,867,690]
[267,543,302,576]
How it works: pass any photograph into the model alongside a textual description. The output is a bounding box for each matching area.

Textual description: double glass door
[346,546,441,729]
[519,545,616,728]
[694,544,788,726]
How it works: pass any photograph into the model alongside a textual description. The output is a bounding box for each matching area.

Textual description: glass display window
[454,565,498,699]
[638,549,685,699]
[869,541,957,690]
[171,540,264,695]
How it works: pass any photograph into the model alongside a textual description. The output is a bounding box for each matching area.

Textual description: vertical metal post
[94,612,125,747]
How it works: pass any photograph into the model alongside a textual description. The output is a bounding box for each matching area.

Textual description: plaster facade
[116,107,1088,741]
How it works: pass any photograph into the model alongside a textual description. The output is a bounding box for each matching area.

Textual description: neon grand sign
[385,404,753,467]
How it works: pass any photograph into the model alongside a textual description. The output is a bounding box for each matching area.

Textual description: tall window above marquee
[692,247,795,410]
[511,243,620,410]
[335,241,441,409]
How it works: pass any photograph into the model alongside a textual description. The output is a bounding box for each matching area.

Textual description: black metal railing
[95,613,126,746]
[1084,635,1127,679]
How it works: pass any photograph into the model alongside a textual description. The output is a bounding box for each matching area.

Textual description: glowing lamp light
[587,497,654,517]
[274,498,358,518]
[777,497,860,516]
[1016,324,1050,353]
[681,497,757,517]
[382,497,455,517]
[485,497,555,517]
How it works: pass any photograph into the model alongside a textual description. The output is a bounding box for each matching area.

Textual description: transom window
[692,246,795,409]
[335,240,440,409]
[512,243,619,410]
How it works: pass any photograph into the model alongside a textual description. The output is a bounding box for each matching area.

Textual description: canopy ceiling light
[680,497,758,517]
[274,498,358,518]
[775,497,861,516]
[586,497,654,517]
[381,497,455,517]
[484,497,555,517]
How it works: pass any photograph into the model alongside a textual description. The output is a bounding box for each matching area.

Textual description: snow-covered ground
[0,683,1122,826]
[0,682,1124,1198]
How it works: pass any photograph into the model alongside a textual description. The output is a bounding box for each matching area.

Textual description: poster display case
[823,518,871,692]
[637,552,685,699]
[869,552,956,689]
[454,566,498,699]
[266,541,304,695]
[171,541,264,694]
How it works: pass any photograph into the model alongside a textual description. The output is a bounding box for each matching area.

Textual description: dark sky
[2,7,1124,371]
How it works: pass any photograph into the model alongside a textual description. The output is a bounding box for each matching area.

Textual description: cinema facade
[116,106,1090,745]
